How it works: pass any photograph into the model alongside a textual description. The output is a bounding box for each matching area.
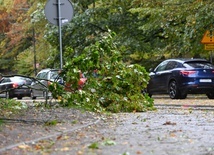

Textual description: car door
[162,61,178,90]
[148,61,170,93]
[32,72,47,96]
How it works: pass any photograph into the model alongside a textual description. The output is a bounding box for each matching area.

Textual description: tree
[45,0,214,71]
[52,30,154,112]
[1,0,214,73]
[0,0,52,73]
[0,0,31,71]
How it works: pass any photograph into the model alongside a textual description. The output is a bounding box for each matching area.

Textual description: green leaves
[88,142,99,149]
[2,0,214,80]
[88,140,116,150]
[57,31,154,113]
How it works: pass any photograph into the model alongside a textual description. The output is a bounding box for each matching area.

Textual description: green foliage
[0,119,4,126]
[0,99,28,117]
[15,49,34,75]
[44,120,58,126]
[48,82,64,99]
[88,142,99,149]
[43,0,214,73]
[1,0,214,73]
[55,31,154,113]
[102,139,116,146]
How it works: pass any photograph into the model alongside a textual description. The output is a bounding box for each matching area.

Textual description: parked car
[31,68,87,99]
[146,58,214,99]
[30,69,62,99]
[0,76,32,99]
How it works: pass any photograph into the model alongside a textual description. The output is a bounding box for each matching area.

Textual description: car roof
[165,58,210,63]
[38,68,60,73]
[7,76,25,81]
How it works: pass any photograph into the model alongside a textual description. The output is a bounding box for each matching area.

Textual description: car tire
[31,91,36,99]
[168,80,182,99]
[17,97,23,100]
[206,93,214,99]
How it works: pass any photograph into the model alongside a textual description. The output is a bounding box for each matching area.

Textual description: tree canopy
[0,0,214,73]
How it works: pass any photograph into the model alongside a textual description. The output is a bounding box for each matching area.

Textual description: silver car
[30,69,62,99]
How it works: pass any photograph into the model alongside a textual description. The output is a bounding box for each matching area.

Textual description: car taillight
[13,83,18,88]
[180,71,196,76]
[212,70,214,73]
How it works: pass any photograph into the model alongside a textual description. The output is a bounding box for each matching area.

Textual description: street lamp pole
[32,25,37,76]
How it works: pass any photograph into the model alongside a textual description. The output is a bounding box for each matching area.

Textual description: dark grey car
[0,76,32,99]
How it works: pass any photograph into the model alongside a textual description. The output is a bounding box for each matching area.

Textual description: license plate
[199,79,212,82]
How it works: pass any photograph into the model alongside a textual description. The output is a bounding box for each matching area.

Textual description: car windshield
[183,61,214,69]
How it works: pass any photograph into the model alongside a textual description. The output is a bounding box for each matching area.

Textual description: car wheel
[206,93,214,99]
[168,81,181,99]
[31,91,36,99]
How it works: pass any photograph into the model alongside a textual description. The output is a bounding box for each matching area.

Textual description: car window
[37,72,47,79]
[36,73,42,79]
[155,61,168,72]
[50,71,59,79]
[43,72,48,79]
[19,77,32,84]
[0,78,11,83]
[165,61,178,70]
[183,61,214,69]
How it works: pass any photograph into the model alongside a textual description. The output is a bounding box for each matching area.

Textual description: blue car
[147,58,214,99]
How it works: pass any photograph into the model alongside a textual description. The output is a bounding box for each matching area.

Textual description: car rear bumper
[12,88,31,97]
[180,83,214,94]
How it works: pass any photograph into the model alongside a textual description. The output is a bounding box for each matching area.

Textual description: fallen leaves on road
[88,142,99,149]
[18,144,29,149]
[60,147,70,151]
[163,121,177,125]
[102,139,116,146]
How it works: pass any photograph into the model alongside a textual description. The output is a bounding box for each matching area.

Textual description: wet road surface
[1,95,214,155]
[73,95,214,155]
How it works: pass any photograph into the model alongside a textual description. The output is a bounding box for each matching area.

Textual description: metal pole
[58,0,63,69]
[33,26,37,76]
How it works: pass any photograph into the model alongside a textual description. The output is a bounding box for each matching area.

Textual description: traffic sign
[204,44,214,50]
[201,30,214,44]
[44,0,74,69]
[45,0,74,26]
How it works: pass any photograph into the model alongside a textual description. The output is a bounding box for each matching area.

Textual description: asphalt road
[20,94,214,108]
[1,95,214,155]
